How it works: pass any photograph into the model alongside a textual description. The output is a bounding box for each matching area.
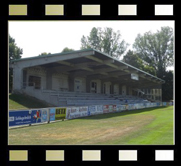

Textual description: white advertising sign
[131,73,139,80]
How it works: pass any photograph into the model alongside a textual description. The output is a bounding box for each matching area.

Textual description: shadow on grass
[9,93,53,109]
[77,106,170,120]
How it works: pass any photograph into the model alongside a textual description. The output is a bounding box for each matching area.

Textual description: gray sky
[9,20,174,70]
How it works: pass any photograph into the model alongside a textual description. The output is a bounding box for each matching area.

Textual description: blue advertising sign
[88,105,96,116]
[156,102,160,107]
[9,110,32,126]
[49,108,55,121]
[41,109,48,122]
[31,109,42,124]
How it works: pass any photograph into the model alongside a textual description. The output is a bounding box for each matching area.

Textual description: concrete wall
[104,82,112,95]
[90,79,101,93]
[74,77,86,92]
[22,87,59,106]
[113,84,119,94]
[26,67,46,89]
[122,85,126,95]
[52,73,68,90]
[129,87,132,95]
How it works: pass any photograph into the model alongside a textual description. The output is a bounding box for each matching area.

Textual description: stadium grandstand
[9,49,165,106]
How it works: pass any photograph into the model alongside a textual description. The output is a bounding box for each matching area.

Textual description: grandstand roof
[10,48,165,88]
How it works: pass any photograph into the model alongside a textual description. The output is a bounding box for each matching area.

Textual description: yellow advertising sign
[55,107,66,120]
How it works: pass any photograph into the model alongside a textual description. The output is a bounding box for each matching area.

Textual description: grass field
[9,106,174,145]
[9,93,53,110]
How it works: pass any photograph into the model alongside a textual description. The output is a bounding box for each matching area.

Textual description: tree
[61,47,75,53]
[9,35,23,61]
[9,35,23,92]
[123,50,156,76]
[38,52,51,56]
[162,70,173,101]
[133,26,173,78]
[133,27,174,101]
[81,27,128,59]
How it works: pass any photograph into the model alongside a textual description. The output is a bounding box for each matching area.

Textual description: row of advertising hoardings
[9,102,171,127]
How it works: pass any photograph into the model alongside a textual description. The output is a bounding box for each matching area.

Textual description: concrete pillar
[46,70,53,90]
[68,75,74,92]
[100,80,104,94]
[160,88,162,102]
[22,69,27,88]
[86,78,91,93]
[119,84,122,95]
[13,67,23,91]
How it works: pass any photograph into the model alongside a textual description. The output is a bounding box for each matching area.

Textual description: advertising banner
[108,105,114,112]
[125,104,128,110]
[49,108,56,121]
[88,105,103,116]
[96,105,103,114]
[116,105,126,112]
[162,102,167,106]
[153,103,157,107]
[55,107,66,120]
[169,102,173,106]
[41,108,49,123]
[103,105,109,113]
[79,106,88,117]
[146,103,150,108]
[128,104,135,110]
[9,110,32,127]
[133,103,139,109]
[139,103,143,109]
[66,107,80,119]
[31,109,43,124]
[88,105,96,116]
[156,102,160,107]
[113,105,117,112]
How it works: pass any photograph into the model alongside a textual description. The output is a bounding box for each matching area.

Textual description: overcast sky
[9,20,174,70]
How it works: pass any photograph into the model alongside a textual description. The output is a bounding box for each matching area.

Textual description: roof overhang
[10,48,165,87]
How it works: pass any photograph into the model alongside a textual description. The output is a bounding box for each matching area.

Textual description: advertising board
[55,107,66,120]
[9,110,32,127]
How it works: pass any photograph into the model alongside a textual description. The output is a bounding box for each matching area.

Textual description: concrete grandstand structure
[9,49,165,106]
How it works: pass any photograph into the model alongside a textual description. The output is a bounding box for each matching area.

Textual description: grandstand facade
[9,49,165,106]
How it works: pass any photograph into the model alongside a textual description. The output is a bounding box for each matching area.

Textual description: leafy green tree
[9,35,23,61]
[133,26,173,78]
[162,70,173,101]
[123,50,156,76]
[81,27,128,59]
[61,47,75,53]
[9,35,23,92]
[133,27,173,101]
[38,52,51,56]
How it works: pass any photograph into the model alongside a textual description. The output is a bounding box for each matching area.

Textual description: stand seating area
[42,90,150,106]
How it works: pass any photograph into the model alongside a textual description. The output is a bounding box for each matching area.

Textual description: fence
[9,102,172,128]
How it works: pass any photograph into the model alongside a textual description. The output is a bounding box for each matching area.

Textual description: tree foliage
[9,35,23,92]
[61,47,75,53]
[133,26,174,101]
[38,52,51,56]
[133,26,173,78]
[9,35,23,61]
[81,27,128,59]
[162,70,173,101]
[123,50,156,76]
